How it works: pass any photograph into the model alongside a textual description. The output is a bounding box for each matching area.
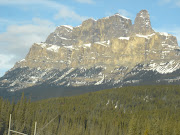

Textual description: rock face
[131,10,154,35]
[1,10,180,99]
[46,14,132,46]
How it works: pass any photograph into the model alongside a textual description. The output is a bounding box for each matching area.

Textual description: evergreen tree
[127,115,137,135]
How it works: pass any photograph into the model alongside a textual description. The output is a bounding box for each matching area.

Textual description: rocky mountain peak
[45,24,75,46]
[53,25,73,35]
[80,18,96,30]
[45,13,132,46]
[111,13,131,20]
[1,10,180,94]
[131,10,154,35]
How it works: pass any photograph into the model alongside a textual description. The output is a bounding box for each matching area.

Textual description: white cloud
[0,18,55,74]
[159,0,171,3]
[176,0,180,6]
[0,0,60,7]
[0,0,89,76]
[75,0,95,4]
[118,9,133,18]
[106,9,133,20]
[54,6,87,22]
[0,54,15,77]
[0,18,9,23]
[0,0,87,24]
[158,0,180,7]
[0,54,15,69]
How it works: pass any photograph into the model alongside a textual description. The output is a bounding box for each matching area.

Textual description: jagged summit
[60,25,73,30]
[131,10,154,35]
[46,10,157,47]
[103,13,131,20]
[1,10,180,96]
[45,12,132,46]
[114,13,131,20]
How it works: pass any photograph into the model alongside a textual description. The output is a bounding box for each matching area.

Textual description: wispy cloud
[0,18,10,23]
[0,0,89,75]
[0,18,55,72]
[176,0,180,6]
[118,9,133,18]
[0,54,15,77]
[75,0,95,4]
[159,0,171,4]
[0,54,15,69]
[106,9,133,20]
[0,0,87,24]
[158,0,180,7]
[54,6,87,22]
[0,0,61,7]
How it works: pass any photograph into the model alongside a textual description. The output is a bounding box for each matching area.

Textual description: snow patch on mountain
[83,43,91,48]
[53,68,74,83]
[18,59,26,63]
[159,32,170,37]
[95,75,105,85]
[114,13,130,20]
[136,33,155,39]
[103,13,130,20]
[36,42,47,48]
[148,61,180,74]
[64,45,74,49]
[47,45,60,52]
[118,37,130,40]
[58,36,72,40]
[61,25,73,30]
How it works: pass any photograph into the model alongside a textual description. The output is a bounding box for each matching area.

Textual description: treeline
[0,85,180,135]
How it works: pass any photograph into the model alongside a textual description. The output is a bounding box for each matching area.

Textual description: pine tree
[163,114,171,135]
[127,115,137,135]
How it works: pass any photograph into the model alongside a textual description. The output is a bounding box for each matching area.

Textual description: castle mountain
[1,10,180,100]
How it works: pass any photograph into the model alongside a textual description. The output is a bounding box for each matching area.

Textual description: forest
[0,85,180,135]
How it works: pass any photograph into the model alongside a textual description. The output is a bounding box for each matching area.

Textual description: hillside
[0,85,180,135]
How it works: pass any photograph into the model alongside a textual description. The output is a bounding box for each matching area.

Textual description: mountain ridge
[0,10,180,100]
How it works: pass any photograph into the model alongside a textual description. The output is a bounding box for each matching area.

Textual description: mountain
[0,10,180,100]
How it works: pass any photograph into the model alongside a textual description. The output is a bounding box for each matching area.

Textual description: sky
[0,0,180,77]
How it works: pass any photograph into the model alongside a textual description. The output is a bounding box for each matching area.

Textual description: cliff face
[1,10,180,93]
[130,10,154,35]
[14,32,178,70]
[46,14,132,46]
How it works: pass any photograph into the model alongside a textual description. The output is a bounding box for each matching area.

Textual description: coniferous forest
[0,85,180,135]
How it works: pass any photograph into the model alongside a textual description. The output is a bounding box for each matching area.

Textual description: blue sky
[0,0,180,77]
